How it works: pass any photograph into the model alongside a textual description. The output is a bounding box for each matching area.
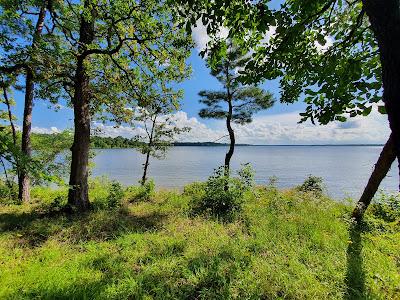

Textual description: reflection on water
[92,145,398,199]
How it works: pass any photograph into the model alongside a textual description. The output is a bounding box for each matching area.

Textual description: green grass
[0,180,399,299]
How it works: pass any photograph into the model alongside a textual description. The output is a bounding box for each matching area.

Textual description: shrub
[130,179,155,202]
[90,179,124,210]
[297,175,324,196]
[190,164,254,221]
[0,180,18,204]
[370,193,400,222]
[183,182,206,199]
[107,181,124,208]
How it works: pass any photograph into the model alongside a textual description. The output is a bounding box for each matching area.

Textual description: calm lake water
[92,146,398,199]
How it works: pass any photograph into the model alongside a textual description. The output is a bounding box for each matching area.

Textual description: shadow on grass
[345,223,365,299]
[0,207,167,247]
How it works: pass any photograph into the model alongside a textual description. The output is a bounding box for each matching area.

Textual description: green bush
[190,165,254,221]
[126,179,155,202]
[107,181,124,208]
[183,182,206,199]
[297,175,324,196]
[0,179,18,204]
[90,178,124,210]
[370,193,400,222]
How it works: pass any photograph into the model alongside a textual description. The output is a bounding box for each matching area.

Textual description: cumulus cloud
[31,126,61,134]
[85,109,390,145]
[191,20,229,52]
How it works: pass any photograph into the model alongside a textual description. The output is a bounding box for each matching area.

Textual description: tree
[198,44,274,171]
[49,0,191,210]
[175,0,400,221]
[0,0,56,202]
[133,102,190,185]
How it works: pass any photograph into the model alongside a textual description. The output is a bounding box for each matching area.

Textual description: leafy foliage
[127,179,156,202]
[370,193,400,222]
[178,1,382,125]
[190,164,254,221]
[46,0,193,124]
[297,175,324,196]
[106,181,125,209]
[199,43,274,125]
[134,104,191,160]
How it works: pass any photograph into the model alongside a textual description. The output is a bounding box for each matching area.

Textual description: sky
[8,23,390,145]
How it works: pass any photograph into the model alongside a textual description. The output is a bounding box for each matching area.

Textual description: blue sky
[7,24,390,145]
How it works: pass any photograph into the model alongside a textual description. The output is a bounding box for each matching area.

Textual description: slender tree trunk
[141,150,151,185]
[18,2,47,202]
[2,87,19,195]
[224,99,235,171]
[2,87,17,147]
[67,3,95,211]
[141,116,156,185]
[352,134,396,222]
[362,0,400,190]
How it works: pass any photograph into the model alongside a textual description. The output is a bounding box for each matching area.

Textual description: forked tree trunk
[18,2,48,202]
[352,134,396,222]
[67,3,95,211]
[362,0,400,190]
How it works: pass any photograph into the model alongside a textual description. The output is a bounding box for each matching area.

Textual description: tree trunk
[141,151,151,185]
[2,87,19,196]
[352,134,396,222]
[18,3,47,202]
[362,0,400,190]
[224,100,235,171]
[2,87,17,147]
[67,3,95,211]
[141,115,157,185]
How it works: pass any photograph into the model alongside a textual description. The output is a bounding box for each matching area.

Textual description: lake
[92,145,398,199]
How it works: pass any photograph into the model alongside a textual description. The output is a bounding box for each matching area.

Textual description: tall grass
[0,178,399,299]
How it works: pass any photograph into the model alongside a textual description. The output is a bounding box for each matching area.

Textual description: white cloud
[191,20,229,52]
[315,35,334,53]
[31,126,61,134]
[88,109,390,145]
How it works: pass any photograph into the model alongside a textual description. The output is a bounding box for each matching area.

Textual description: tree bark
[224,99,235,171]
[362,0,400,190]
[141,151,151,185]
[352,134,396,222]
[67,2,95,211]
[18,2,47,202]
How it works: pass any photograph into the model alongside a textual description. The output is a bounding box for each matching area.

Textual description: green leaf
[362,106,372,116]
[378,106,387,114]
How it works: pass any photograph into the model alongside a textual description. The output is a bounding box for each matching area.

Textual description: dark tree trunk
[141,151,151,185]
[352,134,396,222]
[18,3,47,202]
[224,99,235,171]
[67,3,95,211]
[362,0,400,190]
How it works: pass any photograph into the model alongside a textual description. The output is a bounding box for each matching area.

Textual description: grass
[0,179,399,299]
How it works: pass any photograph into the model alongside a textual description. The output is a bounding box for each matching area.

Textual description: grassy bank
[0,179,399,299]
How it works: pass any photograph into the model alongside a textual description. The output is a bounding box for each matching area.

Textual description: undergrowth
[0,177,399,299]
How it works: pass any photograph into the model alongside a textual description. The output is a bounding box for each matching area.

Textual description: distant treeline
[92,136,246,148]
[31,133,243,149]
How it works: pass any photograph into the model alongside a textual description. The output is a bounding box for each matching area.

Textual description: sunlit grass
[0,179,399,299]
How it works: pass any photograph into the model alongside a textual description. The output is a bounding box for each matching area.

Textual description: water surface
[92,146,398,199]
